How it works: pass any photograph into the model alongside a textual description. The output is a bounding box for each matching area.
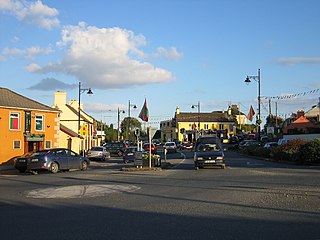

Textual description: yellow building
[53,91,99,154]
[0,88,60,166]
[160,107,236,142]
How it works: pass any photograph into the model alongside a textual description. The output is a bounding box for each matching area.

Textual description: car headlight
[216,156,224,160]
[195,157,203,160]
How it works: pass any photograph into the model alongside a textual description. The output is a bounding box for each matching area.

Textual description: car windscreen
[196,143,221,152]
[31,151,48,157]
[91,147,103,151]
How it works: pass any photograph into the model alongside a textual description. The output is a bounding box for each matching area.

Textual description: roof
[175,112,233,123]
[60,124,81,138]
[0,87,59,113]
[65,104,93,124]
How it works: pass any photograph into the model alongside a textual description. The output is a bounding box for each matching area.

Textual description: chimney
[176,106,180,115]
[297,110,304,118]
[54,91,67,108]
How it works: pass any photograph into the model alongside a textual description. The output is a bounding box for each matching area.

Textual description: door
[52,149,69,170]
[66,149,81,169]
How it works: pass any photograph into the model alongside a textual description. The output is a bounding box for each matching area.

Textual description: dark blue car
[14,148,90,174]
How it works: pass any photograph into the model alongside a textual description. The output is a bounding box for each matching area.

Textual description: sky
[1,0,320,128]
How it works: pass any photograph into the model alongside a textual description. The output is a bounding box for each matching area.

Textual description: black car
[14,148,90,174]
[194,136,225,170]
[123,147,138,163]
[104,142,128,157]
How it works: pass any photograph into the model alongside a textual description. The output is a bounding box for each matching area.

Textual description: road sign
[79,124,88,136]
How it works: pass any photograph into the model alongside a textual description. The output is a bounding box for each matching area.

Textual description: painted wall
[0,108,59,165]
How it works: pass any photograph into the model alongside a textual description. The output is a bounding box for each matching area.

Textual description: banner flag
[247,105,255,121]
[139,98,149,122]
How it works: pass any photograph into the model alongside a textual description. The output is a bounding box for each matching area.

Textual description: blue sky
[1,0,320,128]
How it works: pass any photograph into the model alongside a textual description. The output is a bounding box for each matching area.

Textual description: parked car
[86,146,110,161]
[179,142,194,150]
[194,136,225,170]
[278,138,289,145]
[14,148,90,174]
[104,142,128,157]
[123,147,138,163]
[263,142,278,149]
[152,139,161,146]
[238,140,260,150]
[164,141,177,153]
[143,143,157,154]
[228,136,239,144]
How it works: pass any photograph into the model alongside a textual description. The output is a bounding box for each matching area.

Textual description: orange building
[0,88,60,166]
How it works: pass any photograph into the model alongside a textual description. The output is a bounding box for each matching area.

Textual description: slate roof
[0,87,59,112]
[65,104,93,124]
[175,112,233,123]
[60,124,80,138]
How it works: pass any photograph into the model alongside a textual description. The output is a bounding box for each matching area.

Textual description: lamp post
[78,82,93,136]
[191,101,201,136]
[117,107,125,141]
[244,68,261,142]
[127,100,137,140]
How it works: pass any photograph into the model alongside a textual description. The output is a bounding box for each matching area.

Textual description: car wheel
[81,161,88,171]
[221,164,225,169]
[117,151,123,157]
[194,165,199,170]
[18,168,26,173]
[50,162,59,174]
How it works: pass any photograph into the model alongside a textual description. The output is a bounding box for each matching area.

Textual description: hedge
[238,138,320,164]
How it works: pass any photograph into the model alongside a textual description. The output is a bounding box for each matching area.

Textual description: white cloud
[275,57,320,64]
[31,22,177,89]
[2,46,53,61]
[25,63,41,72]
[149,47,183,60]
[2,47,23,55]
[2,46,53,55]
[0,0,59,29]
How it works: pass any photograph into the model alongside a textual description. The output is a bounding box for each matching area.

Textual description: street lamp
[191,101,201,134]
[244,68,261,142]
[127,100,137,139]
[78,82,93,137]
[117,107,125,141]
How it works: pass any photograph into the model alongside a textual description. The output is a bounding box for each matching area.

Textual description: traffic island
[121,162,173,172]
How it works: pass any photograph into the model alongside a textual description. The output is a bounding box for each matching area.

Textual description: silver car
[86,146,110,161]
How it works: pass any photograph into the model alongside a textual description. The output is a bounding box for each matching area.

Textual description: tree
[265,115,284,127]
[120,117,142,141]
[104,124,117,142]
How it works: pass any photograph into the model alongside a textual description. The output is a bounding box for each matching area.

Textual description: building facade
[160,107,236,143]
[53,91,99,154]
[0,88,60,165]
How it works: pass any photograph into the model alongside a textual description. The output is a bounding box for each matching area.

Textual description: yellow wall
[0,108,59,165]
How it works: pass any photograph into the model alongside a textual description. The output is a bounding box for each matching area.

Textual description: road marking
[246,161,264,166]
[25,184,140,199]
[170,152,188,169]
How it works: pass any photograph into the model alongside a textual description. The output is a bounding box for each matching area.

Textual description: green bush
[270,139,307,163]
[299,139,320,163]
[238,138,320,165]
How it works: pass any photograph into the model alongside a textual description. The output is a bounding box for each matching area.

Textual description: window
[45,141,51,149]
[10,112,20,130]
[35,115,44,131]
[13,140,21,149]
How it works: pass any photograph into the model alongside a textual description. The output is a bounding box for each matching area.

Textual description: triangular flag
[247,105,255,121]
[139,98,149,122]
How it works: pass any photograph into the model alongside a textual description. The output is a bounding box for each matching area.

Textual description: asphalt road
[0,150,319,240]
